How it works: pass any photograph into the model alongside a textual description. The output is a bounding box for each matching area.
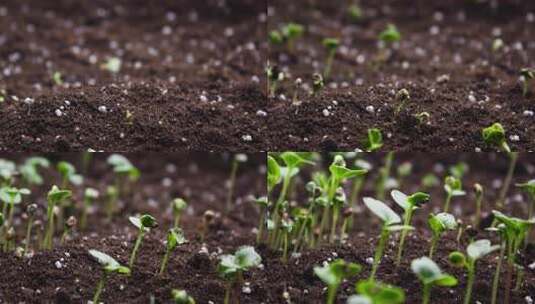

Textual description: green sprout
[80,188,99,230]
[24,203,37,253]
[0,186,31,231]
[171,289,196,304]
[486,224,507,304]
[57,161,83,188]
[101,57,122,73]
[128,214,158,268]
[428,212,457,258]
[226,154,247,213]
[88,249,130,303]
[520,68,534,97]
[159,228,187,276]
[254,197,268,244]
[52,71,63,86]
[363,128,383,152]
[0,159,16,185]
[421,173,440,189]
[105,185,119,220]
[482,122,510,153]
[414,112,431,125]
[347,279,405,304]
[268,30,283,45]
[449,162,469,179]
[217,246,262,304]
[391,190,430,265]
[267,155,281,195]
[443,175,465,212]
[19,157,50,186]
[394,88,410,115]
[281,23,304,52]
[279,216,294,263]
[0,89,5,103]
[492,211,535,304]
[492,38,504,52]
[375,152,394,200]
[473,183,483,227]
[60,215,77,244]
[516,179,535,235]
[312,73,324,96]
[266,65,284,97]
[43,185,71,250]
[172,198,187,228]
[348,4,363,22]
[396,161,413,189]
[314,259,362,304]
[379,24,401,44]
[411,257,458,304]
[448,239,499,304]
[107,154,140,197]
[363,197,412,280]
[322,38,340,80]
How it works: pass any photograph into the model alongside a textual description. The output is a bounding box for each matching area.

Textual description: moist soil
[266,0,535,151]
[0,0,267,152]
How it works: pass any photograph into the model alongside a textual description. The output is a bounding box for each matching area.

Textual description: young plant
[80,187,99,230]
[24,203,37,253]
[348,4,363,22]
[312,72,324,96]
[428,212,457,258]
[128,214,158,268]
[267,155,281,195]
[322,38,340,80]
[171,289,196,304]
[217,246,262,304]
[0,158,16,186]
[52,71,63,86]
[486,224,507,304]
[363,128,383,152]
[448,239,499,304]
[363,197,412,280]
[43,185,71,250]
[396,162,412,189]
[159,228,187,276]
[281,23,304,52]
[376,24,401,64]
[107,154,140,197]
[375,152,394,200]
[88,249,130,303]
[492,211,535,304]
[347,279,405,304]
[473,183,483,227]
[394,88,410,115]
[172,198,187,228]
[199,210,215,242]
[0,186,31,230]
[516,179,535,227]
[105,185,119,220]
[19,157,50,186]
[442,175,465,212]
[254,196,268,244]
[266,65,284,97]
[60,215,77,244]
[391,190,430,265]
[520,68,534,97]
[279,216,294,263]
[226,154,247,213]
[57,161,83,189]
[101,57,122,73]
[411,257,458,304]
[314,259,362,304]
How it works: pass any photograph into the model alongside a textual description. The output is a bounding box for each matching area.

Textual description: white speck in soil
[366,105,374,113]
[523,110,534,116]
[365,257,374,265]
[510,135,520,142]
[54,261,63,269]
[322,109,330,117]
[55,109,63,117]
[256,110,267,117]
[98,106,107,113]
[242,134,252,142]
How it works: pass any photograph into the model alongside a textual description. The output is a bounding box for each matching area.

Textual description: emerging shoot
[128,214,158,268]
[322,38,340,80]
[520,68,534,97]
[159,228,187,276]
[314,259,362,304]
[428,212,457,258]
[172,198,188,228]
[88,249,130,303]
[411,257,458,304]
[217,246,262,304]
[363,128,383,152]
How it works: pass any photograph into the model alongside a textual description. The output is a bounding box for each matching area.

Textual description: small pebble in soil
[510,135,520,142]
[98,105,107,113]
[242,134,253,142]
[526,296,533,304]
[23,97,34,105]
[365,257,374,265]
[366,105,374,113]
[242,283,251,294]
[55,109,63,117]
[528,261,535,270]
[523,110,534,116]
[322,109,330,117]
[55,260,63,269]
[256,110,267,117]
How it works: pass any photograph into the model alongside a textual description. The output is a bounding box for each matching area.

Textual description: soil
[262,152,535,303]
[266,0,535,151]
[0,0,267,152]
[0,153,267,303]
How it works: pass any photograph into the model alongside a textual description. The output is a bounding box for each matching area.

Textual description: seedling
[80,188,99,230]
[88,249,130,303]
[266,65,284,97]
[375,152,394,200]
[379,24,401,44]
[0,159,16,185]
[448,239,499,304]
[516,180,535,242]
[292,77,302,104]
[267,155,281,195]
[171,289,195,304]
[105,185,118,220]
[348,4,363,22]
[411,257,458,304]
[492,211,535,304]
[19,157,50,186]
[394,88,410,114]
[226,154,247,213]
[254,196,268,244]
[415,112,430,124]
[486,224,507,304]
[52,71,63,86]
[159,228,187,276]
[281,23,304,52]
[322,38,340,79]
[172,198,187,228]
[473,183,483,227]
[520,68,534,97]
[199,210,215,242]
[279,216,294,263]
[391,190,430,265]
[24,203,37,253]
[312,73,324,96]
[107,154,140,197]
[421,173,440,189]
[128,214,158,268]
[482,122,510,153]
[314,259,362,304]
[268,30,283,45]
[443,175,465,212]
[61,215,77,244]
[43,185,71,250]
[57,161,83,188]
[101,57,122,73]
[347,279,405,304]
[0,186,31,230]
[217,246,262,304]
[363,197,412,280]
[363,128,383,152]
[428,212,457,258]
[396,162,412,189]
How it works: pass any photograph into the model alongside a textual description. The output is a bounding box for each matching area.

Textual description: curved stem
[370,228,389,280]
[159,248,170,275]
[24,215,34,253]
[429,235,438,258]
[464,262,475,304]
[491,241,505,304]
[129,230,144,268]
[422,284,431,304]
[396,209,413,265]
[93,272,107,303]
[326,285,338,304]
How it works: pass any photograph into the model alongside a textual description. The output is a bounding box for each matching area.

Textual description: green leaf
[363,197,401,225]
[482,123,510,153]
[167,228,187,251]
[0,159,16,181]
[391,190,430,210]
[428,213,457,234]
[267,155,281,191]
[356,279,405,304]
[379,24,401,43]
[47,185,72,205]
[314,259,362,287]
[364,128,383,152]
[84,188,100,199]
[323,38,340,51]
[280,152,314,169]
[234,246,262,269]
[172,198,188,213]
[89,249,130,275]
[107,154,139,180]
[171,289,196,304]
[411,257,457,287]
[140,214,158,229]
[386,224,414,232]
[448,251,466,267]
[467,239,499,260]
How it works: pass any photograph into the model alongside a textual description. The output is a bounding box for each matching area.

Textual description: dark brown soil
[262,153,535,303]
[266,0,535,151]
[0,0,267,152]
[0,153,266,303]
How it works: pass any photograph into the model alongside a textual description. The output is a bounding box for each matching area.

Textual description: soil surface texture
[266,0,535,152]
[0,0,267,152]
